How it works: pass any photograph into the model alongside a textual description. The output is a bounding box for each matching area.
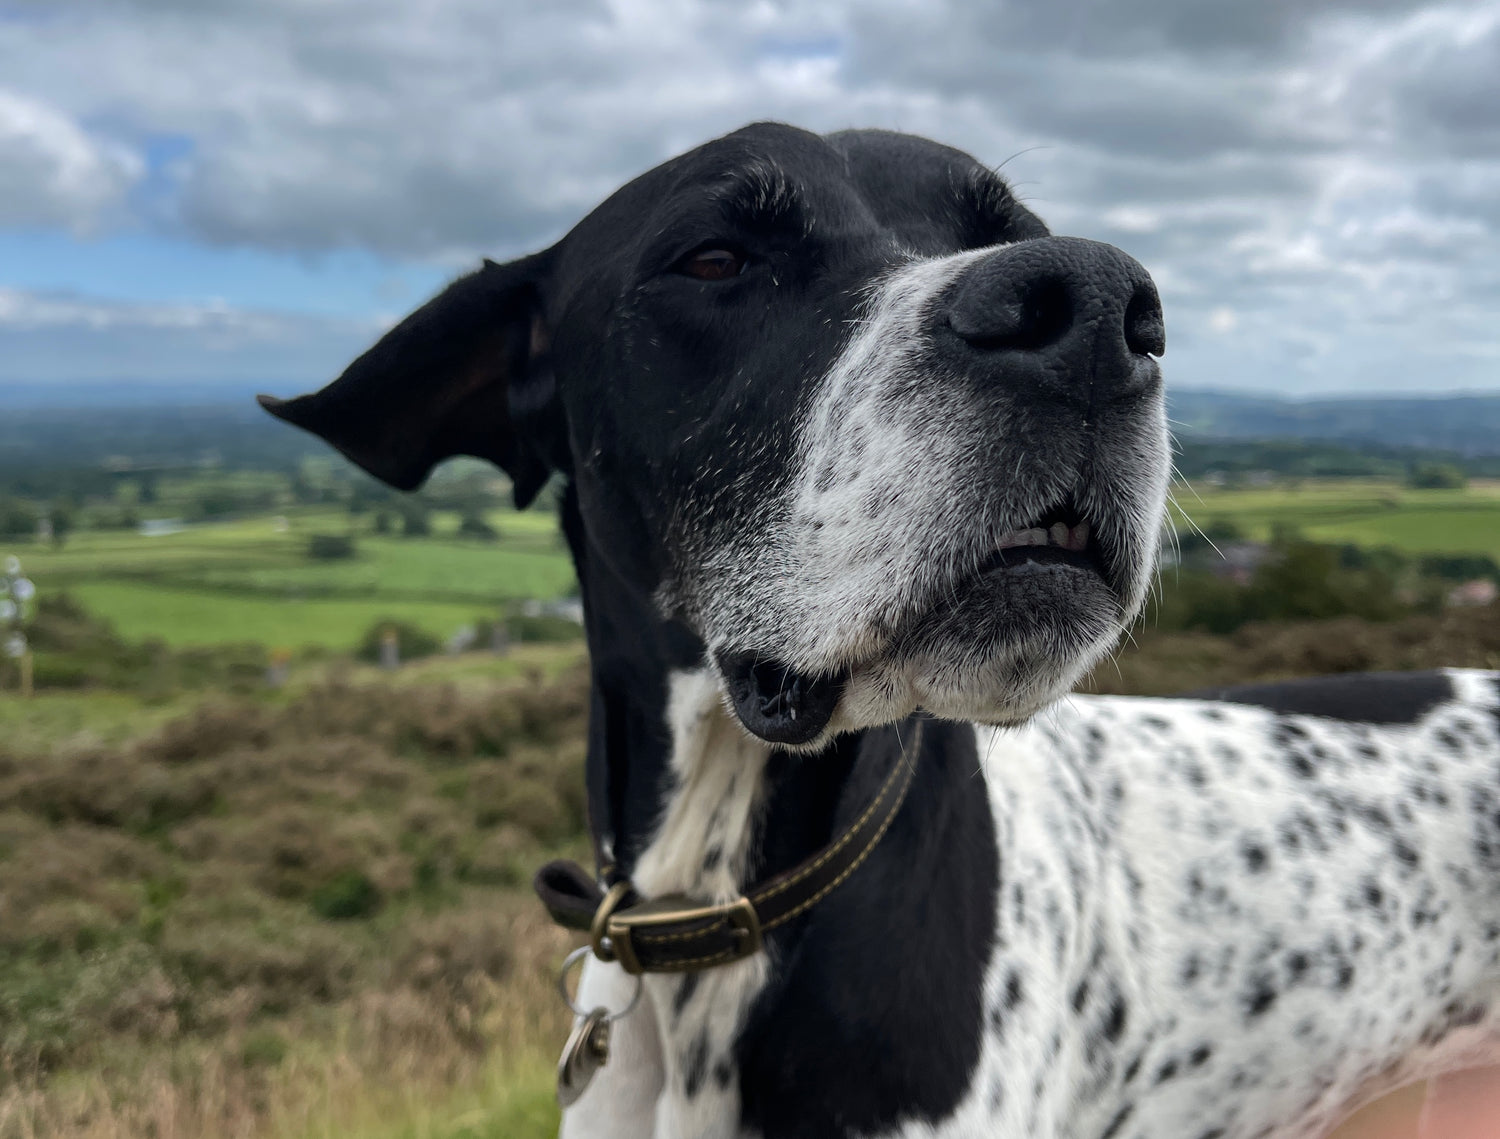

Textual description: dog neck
[563,484,866,890]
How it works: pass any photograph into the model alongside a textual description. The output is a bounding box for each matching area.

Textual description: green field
[4,507,575,649]
[8,479,1500,653]
[1172,478,1500,558]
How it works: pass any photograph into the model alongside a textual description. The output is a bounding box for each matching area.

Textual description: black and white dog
[262,123,1500,1139]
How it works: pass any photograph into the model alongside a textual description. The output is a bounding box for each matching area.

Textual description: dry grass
[1087,599,1500,696]
[0,668,590,1139]
[6,607,1498,1137]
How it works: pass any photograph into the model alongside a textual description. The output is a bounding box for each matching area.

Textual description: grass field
[9,479,1500,653]
[1172,478,1500,558]
[3,507,575,650]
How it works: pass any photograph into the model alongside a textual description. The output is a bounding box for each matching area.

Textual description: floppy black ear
[257,251,558,507]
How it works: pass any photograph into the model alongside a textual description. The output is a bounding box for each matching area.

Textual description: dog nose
[942,236,1164,404]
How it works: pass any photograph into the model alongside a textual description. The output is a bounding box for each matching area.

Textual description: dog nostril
[951,277,1073,353]
[1017,279,1072,351]
[1124,285,1165,357]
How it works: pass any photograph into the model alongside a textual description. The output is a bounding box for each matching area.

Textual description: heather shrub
[0,661,591,1087]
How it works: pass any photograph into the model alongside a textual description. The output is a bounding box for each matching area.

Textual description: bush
[457,511,498,541]
[240,1027,288,1067]
[193,490,240,519]
[1421,552,1500,582]
[306,533,357,560]
[0,495,38,538]
[1174,516,1244,557]
[400,505,431,538]
[1408,462,1467,489]
[355,620,442,664]
[310,871,382,921]
[1150,536,1414,634]
[48,503,74,547]
[506,614,584,644]
[0,593,268,695]
[0,661,592,1083]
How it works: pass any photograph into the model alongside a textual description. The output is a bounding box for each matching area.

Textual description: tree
[0,498,37,539]
[458,510,498,541]
[1407,463,1466,490]
[400,503,431,538]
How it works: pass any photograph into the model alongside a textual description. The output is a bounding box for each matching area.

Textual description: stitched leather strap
[533,723,921,974]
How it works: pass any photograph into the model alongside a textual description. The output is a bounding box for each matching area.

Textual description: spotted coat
[565,669,1500,1139]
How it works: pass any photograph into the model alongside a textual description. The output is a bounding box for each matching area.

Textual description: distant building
[1213,541,1271,586]
[138,518,187,537]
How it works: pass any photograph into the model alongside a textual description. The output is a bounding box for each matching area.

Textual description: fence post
[379,627,400,670]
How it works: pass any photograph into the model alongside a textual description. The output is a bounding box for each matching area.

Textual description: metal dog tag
[556,1006,612,1107]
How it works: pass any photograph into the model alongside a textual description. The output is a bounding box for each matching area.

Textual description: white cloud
[0,287,382,382]
[0,89,142,231]
[0,0,1496,391]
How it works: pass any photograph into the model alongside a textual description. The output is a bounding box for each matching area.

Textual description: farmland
[1171,478,1500,559]
[9,507,574,650]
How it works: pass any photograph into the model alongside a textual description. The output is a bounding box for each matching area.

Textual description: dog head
[263,122,1169,748]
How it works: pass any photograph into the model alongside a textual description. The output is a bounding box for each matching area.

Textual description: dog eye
[676,248,746,281]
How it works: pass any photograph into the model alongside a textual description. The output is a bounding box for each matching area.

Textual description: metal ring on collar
[556,945,643,1021]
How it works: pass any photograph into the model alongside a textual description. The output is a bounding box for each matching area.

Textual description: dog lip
[715,651,848,746]
[977,543,1103,576]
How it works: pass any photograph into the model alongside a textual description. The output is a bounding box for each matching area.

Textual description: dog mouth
[974,499,1106,581]
[715,501,1116,745]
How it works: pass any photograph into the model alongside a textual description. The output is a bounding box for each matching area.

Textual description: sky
[0,0,1497,398]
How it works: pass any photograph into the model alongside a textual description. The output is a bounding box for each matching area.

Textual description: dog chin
[718,613,1124,752]
[713,561,1134,748]
[836,628,1117,733]
[855,567,1125,721]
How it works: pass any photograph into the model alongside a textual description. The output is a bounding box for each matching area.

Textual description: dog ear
[257,251,559,508]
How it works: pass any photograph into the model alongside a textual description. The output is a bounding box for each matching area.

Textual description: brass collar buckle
[589,882,763,975]
[534,720,922,976]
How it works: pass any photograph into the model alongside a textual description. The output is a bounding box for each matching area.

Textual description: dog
[261,122,1500,1139]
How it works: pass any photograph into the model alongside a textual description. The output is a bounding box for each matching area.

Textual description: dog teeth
[997,527,1049,549]
[996,521,1091,553]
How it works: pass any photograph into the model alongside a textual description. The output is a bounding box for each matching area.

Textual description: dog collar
[533,722,920,975]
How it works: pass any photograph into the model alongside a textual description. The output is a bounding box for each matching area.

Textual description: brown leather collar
[534,722,921,974]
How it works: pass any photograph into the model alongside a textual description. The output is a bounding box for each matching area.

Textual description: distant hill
[1169,389,1500,456]
[0,380,274,409]
[6,383,1500,468]
[0,403,320,475]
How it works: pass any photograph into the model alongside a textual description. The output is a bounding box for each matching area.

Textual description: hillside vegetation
[1,653,589,1139]
[2,599,1498,1137]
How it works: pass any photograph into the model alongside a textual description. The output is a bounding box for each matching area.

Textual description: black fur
[1185,671,1454,725]
[737,718,999,1137]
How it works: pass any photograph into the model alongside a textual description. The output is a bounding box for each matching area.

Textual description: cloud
[0,0,1496,392]
[0,89,142,231]
[0,287,383,383]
